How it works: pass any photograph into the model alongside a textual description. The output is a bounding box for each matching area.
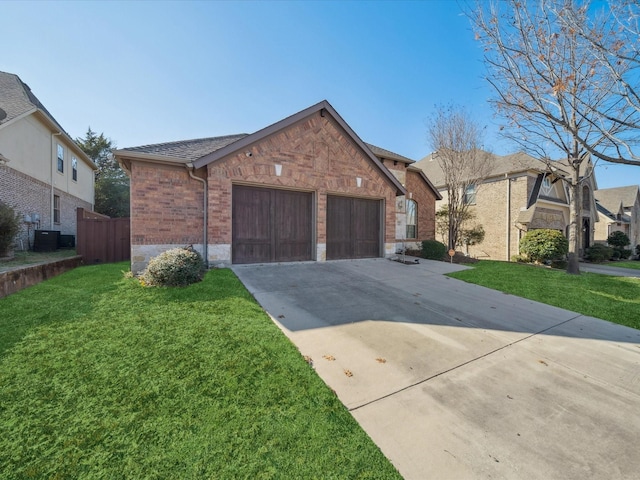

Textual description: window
[406,199,417,239]
[53,195,60,224]
[582,186,591,211]
[72,157,78,181]
[57,144,64,173]
[541,176,552,196]
[464,184,477,205]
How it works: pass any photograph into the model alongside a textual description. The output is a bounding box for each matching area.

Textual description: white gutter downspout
[506,173,511,261]
[51,132,62,229]
[186,163,208,267]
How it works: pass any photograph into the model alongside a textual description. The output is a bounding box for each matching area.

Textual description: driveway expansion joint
[348,314,584,412]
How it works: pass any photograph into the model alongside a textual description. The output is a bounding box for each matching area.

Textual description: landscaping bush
[518,229,568,263]
[421,239,447,260]
[636,244,640,260]
[607,231,631,261]
[141,246,205,287]
[0,202,21,256]
[617,248,632,260]
[585,243,613,263]
[607,231,630,249]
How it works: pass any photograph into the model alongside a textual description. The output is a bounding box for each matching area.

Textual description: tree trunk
[566,167,581,275]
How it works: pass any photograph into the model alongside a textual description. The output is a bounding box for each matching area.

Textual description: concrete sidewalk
[233,258,640,479]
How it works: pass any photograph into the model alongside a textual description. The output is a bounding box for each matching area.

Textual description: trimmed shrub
[607,231,631,260]
[585,243,613,263]
[0,202,21,256]
[607,231,630,249]
[141,247,205,287]
[519,229,568,263]
[421,239,447,260]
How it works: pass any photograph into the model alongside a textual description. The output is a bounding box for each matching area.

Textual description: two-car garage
[232,185,382,264]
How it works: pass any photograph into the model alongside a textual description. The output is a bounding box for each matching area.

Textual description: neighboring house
[414,151,599,260]
[594,185,640,250]
[0,71,96,250]
[114,100,441,273]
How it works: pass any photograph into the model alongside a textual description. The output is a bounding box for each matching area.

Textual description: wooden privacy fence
[76,208,130,265]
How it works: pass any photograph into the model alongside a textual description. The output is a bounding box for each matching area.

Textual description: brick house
[415,151,599,260]
[0,71,96,251]
[594,185,640,251]
[114,101,441,273]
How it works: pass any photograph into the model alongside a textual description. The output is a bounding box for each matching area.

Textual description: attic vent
[0,108,6,122]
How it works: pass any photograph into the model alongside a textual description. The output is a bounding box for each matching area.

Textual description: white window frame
[406,199,417,239]
[57,144,64,173]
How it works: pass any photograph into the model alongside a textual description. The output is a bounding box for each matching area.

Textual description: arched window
[582,186,591,211]
[406,199,417,239]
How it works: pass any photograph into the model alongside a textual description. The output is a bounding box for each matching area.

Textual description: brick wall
[130,162,205,246]
[0,165,92,250]
[466,175,531,260]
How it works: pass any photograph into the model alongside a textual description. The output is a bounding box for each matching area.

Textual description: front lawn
[608,260,640,270]
[0,263,400,479]
[448,261,640,330]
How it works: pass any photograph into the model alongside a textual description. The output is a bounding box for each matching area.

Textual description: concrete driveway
[233,259,640,479]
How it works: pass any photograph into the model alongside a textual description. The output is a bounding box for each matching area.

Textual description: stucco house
[114,101,441,273]
[414,151,599,260]
[0,71,96,250]
[594,185,640,250]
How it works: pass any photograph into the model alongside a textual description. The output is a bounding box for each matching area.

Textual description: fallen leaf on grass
[344,369,353,377]
[323,355,336,361]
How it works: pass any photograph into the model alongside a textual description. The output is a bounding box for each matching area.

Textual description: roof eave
[112,149,191,166]
[407,166,443,200]
[31,110,97,170]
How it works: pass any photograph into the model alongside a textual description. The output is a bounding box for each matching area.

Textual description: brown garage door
[232,185,312,264]
[326,195,381,260]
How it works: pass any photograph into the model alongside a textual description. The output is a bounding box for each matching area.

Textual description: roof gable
[191,100,405,194]
[0,71,95,169]
[595,185,640,210]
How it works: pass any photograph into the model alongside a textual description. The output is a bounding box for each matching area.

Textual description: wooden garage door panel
[327,196,381,260]
[326,196,352,260]
[353,198,381,258]
[232,186,273,264]
[275,190,313,261]
[232,185,312,264]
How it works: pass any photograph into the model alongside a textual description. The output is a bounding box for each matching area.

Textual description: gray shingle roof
[119,136,416,166]
[595,185,640,213]
[120,134,250,162]
[365,143,414,164]
[0,71,66,133]
[414,150,547,188]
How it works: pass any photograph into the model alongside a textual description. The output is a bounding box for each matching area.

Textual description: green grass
[609,260,640,270]
[0,263,400,479]
[448,261,640,330]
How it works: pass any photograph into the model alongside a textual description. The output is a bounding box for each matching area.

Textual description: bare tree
[564,0,640,166]
[470,0,634,274]
[427,105,490,251]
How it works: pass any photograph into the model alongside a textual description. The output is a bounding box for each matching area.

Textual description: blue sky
[2,0,637,189]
